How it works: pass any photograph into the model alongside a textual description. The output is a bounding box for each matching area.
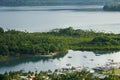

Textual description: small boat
[83,55,87,58]
[49,59,53,62]
[108,59,112,61]
[90,59,94,61]
[66,63,71,66]
[95,54,101,56]
[68,56,72,58]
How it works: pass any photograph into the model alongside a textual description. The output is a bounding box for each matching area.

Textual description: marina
[0,50,120,74]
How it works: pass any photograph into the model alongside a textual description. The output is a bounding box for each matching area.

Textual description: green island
[0,27,120,61]
[103,3,120,11]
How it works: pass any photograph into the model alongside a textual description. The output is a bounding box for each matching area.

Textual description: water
[0,5,120,33]
[0,5,120,74]
[0,50,120,74]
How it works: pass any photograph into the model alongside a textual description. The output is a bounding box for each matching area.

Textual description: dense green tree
[0,27,120,60]
[103,3,120,11]
[0,27,4,34]
[0,74,11,80]
[0,0,115,6]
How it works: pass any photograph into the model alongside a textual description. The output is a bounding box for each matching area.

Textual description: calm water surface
[0,5,120,33]
[0,50,120,74]
[0,5,120,74]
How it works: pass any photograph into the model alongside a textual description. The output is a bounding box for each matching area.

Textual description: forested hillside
[0,27,120,61]
[0,0,114,6]
[103,3,120,11]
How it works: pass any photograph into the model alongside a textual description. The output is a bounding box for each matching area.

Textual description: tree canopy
[0,27,120,60]
[0,0,115,6]
[103,3,120,11]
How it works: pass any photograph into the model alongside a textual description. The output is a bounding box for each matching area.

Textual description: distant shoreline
[103,3,120,11]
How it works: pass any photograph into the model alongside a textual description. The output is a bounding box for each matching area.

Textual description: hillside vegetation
[0,27,120,60]
[0,0,114,6]
[103,3,120,11]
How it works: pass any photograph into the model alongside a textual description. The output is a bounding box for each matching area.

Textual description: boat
[68,56,72,58]
[66,63,71,66]
[83,55,87,58]
[49,59,53,62]
[90,59,94,61]
[95,54,101,56]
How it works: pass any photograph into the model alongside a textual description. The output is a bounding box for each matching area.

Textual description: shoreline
[0,51,64,62]
[0,49,119,62]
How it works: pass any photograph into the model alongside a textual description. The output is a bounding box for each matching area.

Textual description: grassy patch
[103,69,120,75]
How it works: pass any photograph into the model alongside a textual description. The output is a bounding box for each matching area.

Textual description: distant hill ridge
[0,0,114,6]
[103,3,120,11]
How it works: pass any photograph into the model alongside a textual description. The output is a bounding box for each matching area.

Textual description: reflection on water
[0,51,67,67]
[0,50,120,74]
[93,50,119,54]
